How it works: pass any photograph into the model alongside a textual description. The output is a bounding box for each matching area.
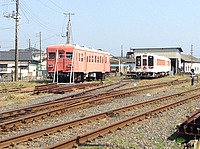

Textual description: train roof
[47,44,110,55]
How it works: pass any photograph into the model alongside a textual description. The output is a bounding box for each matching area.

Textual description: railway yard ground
[0,75,200,149]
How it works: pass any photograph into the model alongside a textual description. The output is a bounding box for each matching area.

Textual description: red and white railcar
[46,44,110,83]
[135,53,171,78]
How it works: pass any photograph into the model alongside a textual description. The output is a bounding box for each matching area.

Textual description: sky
[0,0,200,57]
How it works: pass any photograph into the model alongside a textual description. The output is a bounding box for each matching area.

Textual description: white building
[181,54,200,74]
[0,50,39,81]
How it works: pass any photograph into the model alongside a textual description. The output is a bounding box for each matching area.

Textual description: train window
[81,53,84,62]
[143,59,147,66]
[92,56,94,62]
[89,55,91,62]
[49,52,55,59]
[148,56,154,66]
[59,52,63,58]
[76,52,78,61]
[79,53,81,61]
[95,56,97,63]
[66,52,73,59]
[136,56,141,66]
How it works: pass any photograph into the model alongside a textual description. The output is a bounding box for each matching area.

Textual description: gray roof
[181,54,200,63]
[0,51,33,61]
[131,47,183,52]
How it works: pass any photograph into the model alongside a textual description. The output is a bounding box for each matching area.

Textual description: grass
[175,137,186,144]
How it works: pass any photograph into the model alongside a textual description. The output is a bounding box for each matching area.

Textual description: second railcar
[135,53,171,78]
[46,44,110,83]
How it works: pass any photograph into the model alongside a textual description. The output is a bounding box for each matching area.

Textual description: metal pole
[191,45,193,69]
[39,32,42,71]
[69,51,74,84]
[14,0,19,81]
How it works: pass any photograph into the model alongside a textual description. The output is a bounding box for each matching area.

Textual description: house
[181,54,200,74]
[0,48,46,81]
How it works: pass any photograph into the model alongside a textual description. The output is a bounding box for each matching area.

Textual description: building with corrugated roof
[181,54,200,74]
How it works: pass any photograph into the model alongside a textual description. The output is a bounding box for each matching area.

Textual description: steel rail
[0,88,199,148]
[0,82,178,129]
[46,94,200,149]
[0,80,192,130]
[0,81,168,122]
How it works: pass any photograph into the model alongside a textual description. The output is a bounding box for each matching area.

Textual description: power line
[38,0,63,14]
[49,0,67,12]
[20,1,57,31]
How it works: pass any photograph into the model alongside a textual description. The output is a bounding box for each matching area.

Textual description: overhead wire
[49,0,67,12]
[37,0,63,14]
[20,0,57,31]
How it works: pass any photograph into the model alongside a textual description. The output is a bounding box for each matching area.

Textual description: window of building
[49,52,55,59]
[0,64,7,71]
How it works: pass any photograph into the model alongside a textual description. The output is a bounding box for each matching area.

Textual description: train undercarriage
[48,72,105,83]
[136,71,169,78]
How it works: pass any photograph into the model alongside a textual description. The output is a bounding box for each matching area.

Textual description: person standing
[190,69,195,85]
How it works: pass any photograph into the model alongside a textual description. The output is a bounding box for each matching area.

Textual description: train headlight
[143,67,147,70]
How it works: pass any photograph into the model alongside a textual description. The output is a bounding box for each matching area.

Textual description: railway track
[47,93,200,149]
[0,81,122,124]
[0,79,187,130]
[0,82,199,148]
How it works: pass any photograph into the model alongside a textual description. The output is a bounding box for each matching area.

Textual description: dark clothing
[190,72,195,85]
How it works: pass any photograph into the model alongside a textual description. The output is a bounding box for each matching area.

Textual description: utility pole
[29,39,31,50]
[191,45,193,69]
[39,32,42,71]
[14,0,19,81]
[64,12,75,44]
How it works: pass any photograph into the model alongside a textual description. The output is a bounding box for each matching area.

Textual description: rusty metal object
[176,109,200,136]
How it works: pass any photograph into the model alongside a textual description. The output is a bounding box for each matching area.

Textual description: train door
[58,50,65,71]
[84,52,87,72]
[148,56,154,67]
[103,55,106,72]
